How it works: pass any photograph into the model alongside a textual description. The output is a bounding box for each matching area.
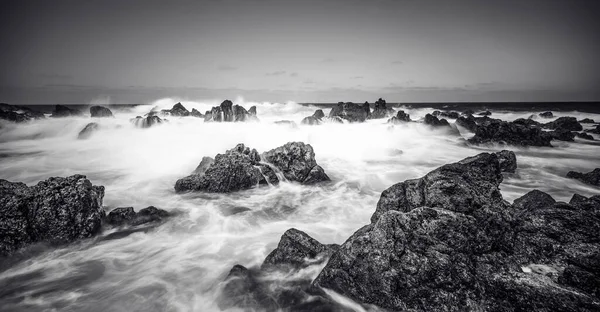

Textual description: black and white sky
[1,0,599,103]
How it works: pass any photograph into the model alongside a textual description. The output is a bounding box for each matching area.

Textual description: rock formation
[566,168,600,186]
[89,105,113,118]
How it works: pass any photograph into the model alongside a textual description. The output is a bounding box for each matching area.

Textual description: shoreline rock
[0,103,45,122]
[51,105,82,118]
[161,102,190,117]
[105,206,171,227]
[90,105,113,118]
[78,122,99,139]
[329,102,369,122]
[566,168,600,186]
[204,100,257,122]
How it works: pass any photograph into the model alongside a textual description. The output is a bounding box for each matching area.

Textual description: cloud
[217,65,237,71]
[265,70,287,76]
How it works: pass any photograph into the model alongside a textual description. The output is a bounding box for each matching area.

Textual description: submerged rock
[175,142,329,193]
[329,102,368,122]
[477,110,492,116]
[586,125,600,134]
[0,175,105,256]
[261,228,338,271]
[432,110,459,119]
[0,103,45,122]
[369,98,394,119]
[576,132,595,140]
[78,122,99,139]
[301,109,326,125]
[161,102,190,117]
[549,128,575,141]
[51,105,82,117]
[105,206,170,227]
[89,105,113,118]
[566,168,600,186]
[130,115,163,128]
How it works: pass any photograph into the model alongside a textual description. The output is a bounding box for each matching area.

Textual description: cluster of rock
[204,100,258,122]
[328,102,370,123]
[567,168,600,187]
[387,110,411,123]
[175,142,329,193]
[0,103,45,122]
[219,151,600,311]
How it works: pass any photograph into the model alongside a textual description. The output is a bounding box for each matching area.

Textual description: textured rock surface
[424,114,451,128]
[262,228,337,271]
[105,206,170,227]
[544,117,583,131]
[0,103,45,122]
[567,168,600,186]
[576,132,595,140]
[162,102,190,117]
[329,102,368,122]
[369,98,394,119]
[89,105,113,118]
[261,142,330,185]
[190,108,203,118]
[467,117,553,147]
[204,100,257,122]
[388,110,411,123]
[78,122,99,139]
[0,175,105,256]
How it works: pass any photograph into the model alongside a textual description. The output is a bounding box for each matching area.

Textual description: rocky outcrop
[248,106,257,116]
[78,122,99,139]
[477,110,492,116]
[0,175,105,256]
[51,105,82,118]
[301,109,325,125]
[105,206,170,227]
[89,105,113,118]
[576,132,595,140]
[455,114,479,132]
[566,168,600,186]
[175,142,329,193]
[161,102,190,117]
[204,100,257,122]
[539,111,554,118]
[579,118,595,124]
[496,149,517,173]
[549,128,575,141]
[387,110,411,123]
[369,98,394,119]
[312,152,600,311]
[329,102,368,122]
[586,125,600,134]
[424,113,451,128]
[432,110,459,119]
[190,108,204,118]
[261,228,338,271]
[468,117,553,147]
[544,116,583,131]
[0,103,45,122]
[130,115,163,128]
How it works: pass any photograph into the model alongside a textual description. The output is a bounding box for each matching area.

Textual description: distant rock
[0,103,45,122]
[586,125,600,134]
[424,113,451,128]
[78,122,99,139]
[274,120,297,127]
[161,102,190,117]
[544,116,583,131]
[387,110,411,124]
[329,102,368,122]
[130,115,163,128]
[105,206,170,227]
[0,175,105,256]
[369,98,394,119]
[248,106,257,116]
[192,156,214,175]
[190,108,204,118]
[204,100,257,122]
[301,109,325,125]
[312,109,325,119]
[455,114,479,132]
[566,168,600,186]
[468,117,553,147]
[89,105,113,118]
[51,105,82,117]
[576,132,594,140]
[175,142,329,193]
[477,110,492,116]
[539,111,554,118]
[579,118,595,124]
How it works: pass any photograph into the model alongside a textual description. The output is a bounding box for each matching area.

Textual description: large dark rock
[387,110,411,124]
[261,142,330,185]
[89,105,113,118]
[566,168,600,186]
[51,105,82,118]
[204,100,256,122]
[424,114,451,128]
[161,102,190,117]
[190,108,204,118]
[544,117,583,131]
[586,125,600,134]
[78,122,99,139]
[432,110,459,119]
[262,228,337,271]
[496,150,517,173]
[130,115,163,128]
[455,114,479,132]
[0,175,105,256]
[468,117,553,147]
[248,106,257,116]
[105,206,170,227]
[329,102,368,122]
[576,132,595,140]
[539,111,554,118]
[550,128,575,141]
[369,98,393,119]
[0,103,45,122]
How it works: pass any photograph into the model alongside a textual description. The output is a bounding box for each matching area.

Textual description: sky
[1,0,599,104]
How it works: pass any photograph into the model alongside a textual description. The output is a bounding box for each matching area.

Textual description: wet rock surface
[539,111,554,118]
[130,115,163,128]
[51,105,82,118]
[566,168,600,186]
[89,106,113,118]
[161,102,190,117]
[369,98,394,119]
[204,100,257,122]
[77,122,99,139]
[467,117,553,147]
[544,117,583,132]
[190,108,203,118]
[0,175,105,256]
[301,109,325,125]
[105,206,171,227]
[329,102,369,122]
[388,110,411,123]
[0,103,45,122]
[424,113,451,128]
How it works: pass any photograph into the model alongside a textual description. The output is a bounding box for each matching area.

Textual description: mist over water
[0,99,599,311]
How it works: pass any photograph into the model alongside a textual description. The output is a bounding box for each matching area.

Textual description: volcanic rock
[190,108,204,118]
[468,118,553,147]
[162,102,190,117]
[78,122,99,139]
[539,111,554,118]
[579,118,595,124]
[51,105,82,117]
[329,102,368,122]
[544,117,583,131]
[369,98,394,119]
[566,168,600,186]
[387,110,411,123]
[89,105,113,118]
[576,132,594,140]
[0,103,45,122]
[477,110,492,116]
[424,113,451,128]
[131,115,163,128]
[261,228,338,271]
[105,206,170,227]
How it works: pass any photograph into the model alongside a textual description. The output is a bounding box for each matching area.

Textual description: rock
[301,109,325,125]
[387,110,410,123]
[369,98,394,119]
[569,194,600,212]
[190,108,204,118]
[579,118,595,124]
[51,105,82,117]
[566,168,600,186]
[0,103,45,122]
[575,132,594,140]
[312,109,325,119]
[539,111,554,118]
[455,115,479,132]
[433,110,459,119]
[77,122,99,139]
[462,109,475,115]
[586,125,600,134]
[478,110,492,116]
[549,128,575,141]
[89,105,113,118]
[495,150,517,173]
[249,106,257,116]
[329,102,368,122]
[105,207,136,226]
[105,206,170,227]
[130,115,163,128]
[544,117,583,131]
[192,156,214,175]
[204,100,256,122]
[468,118,553,147]
[424,113,451,128]
[262,228,337,271]
[0,175,104,256]
[261,142,330,185]
[161,102,190,117]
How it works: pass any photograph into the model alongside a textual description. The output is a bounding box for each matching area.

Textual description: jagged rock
[455,115,479,132]
[51,105,82,117]
[424,113,451,128]
[478,110,492,116]
[539,111,554,118]
[130,115,163,128]
[566,168,600,186]
[579,118,595,124]
[468,117,553,147]
[362,102,371,118]
[576,132,594,140]
[432,110,459,119]
[569,194,600,212]
[77,122,99,139]
[248,106,257,116]
[329,102,368,122]
[0,103,45,122]
[369,98,393,119]
[161,102,190,117]
[496,150,517,173]
[544,117,583,131]
[301,109,325,125]
[550,128,575,141]
[313,109,325,119]
[89,105,113,118]
[387,110,410,123]
[190,108,204,118]
[0,175,104,256]
[204,100,256,122]
[262,228,338,271]
[261,142,330,185]
[192,156,214,175]
[585,125,600,134]
[106,206,170,227]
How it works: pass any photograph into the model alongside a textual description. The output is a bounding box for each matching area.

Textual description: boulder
[301,109,325,125]
[0,103,45,122]
[51,105,82,117]
[387,110,410,123]
[539,111,554,118]
[576,132,594,140]
[468,118,553,147]
[312,109,325,119]
[496,150,517,173]
[89,105,113,118]
[248,106,257,116]
[477,110,492,116]
[423,113,451,128]
[204,100,256,122]
[329,102,368,122]
[549,128,575,141]
[190,108,203,118]
[261,142,330,185]
[161,102,190,117]
[130,115,163,128]
[566,168,600,186]
[77,122,99,139]
[544,117,583,131]
[455,115,479,132]
[585,125,600,134]
[105,206,170,227]
[261,228,338,271]
[579,118,595,124]
[369,98,394,119]
[0,175,104,256]
[432,110,459,119]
